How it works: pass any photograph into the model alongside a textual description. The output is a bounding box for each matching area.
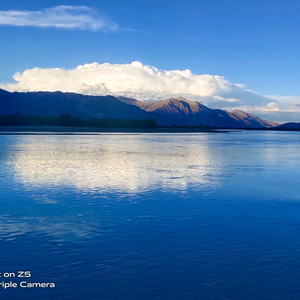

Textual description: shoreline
[0,125,224,134]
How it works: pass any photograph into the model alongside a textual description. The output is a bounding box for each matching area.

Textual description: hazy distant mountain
[276,122,300,129]
[0,89,277,128]
[118,96,277,128]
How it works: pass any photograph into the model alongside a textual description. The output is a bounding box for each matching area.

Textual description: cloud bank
[2,61,300,121]
[3,61,233,98]
[0,6,119,31]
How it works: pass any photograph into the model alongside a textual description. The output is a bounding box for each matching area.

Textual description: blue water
[0,131,300,299]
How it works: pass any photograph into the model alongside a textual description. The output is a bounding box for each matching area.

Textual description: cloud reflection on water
[1,133,224,242]
[11,134,223,193]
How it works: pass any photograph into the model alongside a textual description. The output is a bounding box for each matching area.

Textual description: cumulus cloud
[0,6,119,31]
[2,61,300,119]
[1,61,238,99]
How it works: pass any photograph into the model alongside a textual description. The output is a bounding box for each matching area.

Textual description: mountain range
[117,96,277,128]
[0,88,277,128]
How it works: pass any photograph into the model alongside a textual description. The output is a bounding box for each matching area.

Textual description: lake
[0,131,300,299]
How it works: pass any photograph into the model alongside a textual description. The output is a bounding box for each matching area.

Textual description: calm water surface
[0,131,300,299]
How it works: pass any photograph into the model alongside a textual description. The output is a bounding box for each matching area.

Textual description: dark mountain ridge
[0,89,169,123]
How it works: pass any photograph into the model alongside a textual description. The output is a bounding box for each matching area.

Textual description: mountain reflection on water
[1,131,300,300]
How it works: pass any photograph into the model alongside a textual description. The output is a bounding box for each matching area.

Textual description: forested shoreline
[0,113,158,129]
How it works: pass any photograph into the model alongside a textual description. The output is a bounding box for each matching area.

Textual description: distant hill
[276,122,300,129]
[0,89,277,128]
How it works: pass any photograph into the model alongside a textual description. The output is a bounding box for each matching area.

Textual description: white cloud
[0,6,119,31]
[2,61,300,120]
[266,95,300,108]
[2,61,235,99]
[266,102,280,111]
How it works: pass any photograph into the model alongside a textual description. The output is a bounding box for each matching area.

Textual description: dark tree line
[0,113,158,129]
[158,123,211,130]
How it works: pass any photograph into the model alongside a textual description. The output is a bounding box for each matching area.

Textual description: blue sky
[1,0,300,122]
